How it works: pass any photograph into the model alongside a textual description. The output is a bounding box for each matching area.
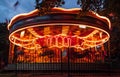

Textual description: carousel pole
[67,46,70,77]
[108,39,111,60]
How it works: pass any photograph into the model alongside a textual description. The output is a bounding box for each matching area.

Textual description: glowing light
[79,25,86,28]
[20,30,25,38]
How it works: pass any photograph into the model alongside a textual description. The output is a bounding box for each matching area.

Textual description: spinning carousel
[8,7,111,64]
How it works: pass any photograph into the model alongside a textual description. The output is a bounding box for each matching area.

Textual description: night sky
[0,0,80,22]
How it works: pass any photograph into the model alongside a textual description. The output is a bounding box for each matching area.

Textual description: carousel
[7,7,111,65]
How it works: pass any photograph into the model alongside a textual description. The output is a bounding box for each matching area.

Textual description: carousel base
[3,63,113,72]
